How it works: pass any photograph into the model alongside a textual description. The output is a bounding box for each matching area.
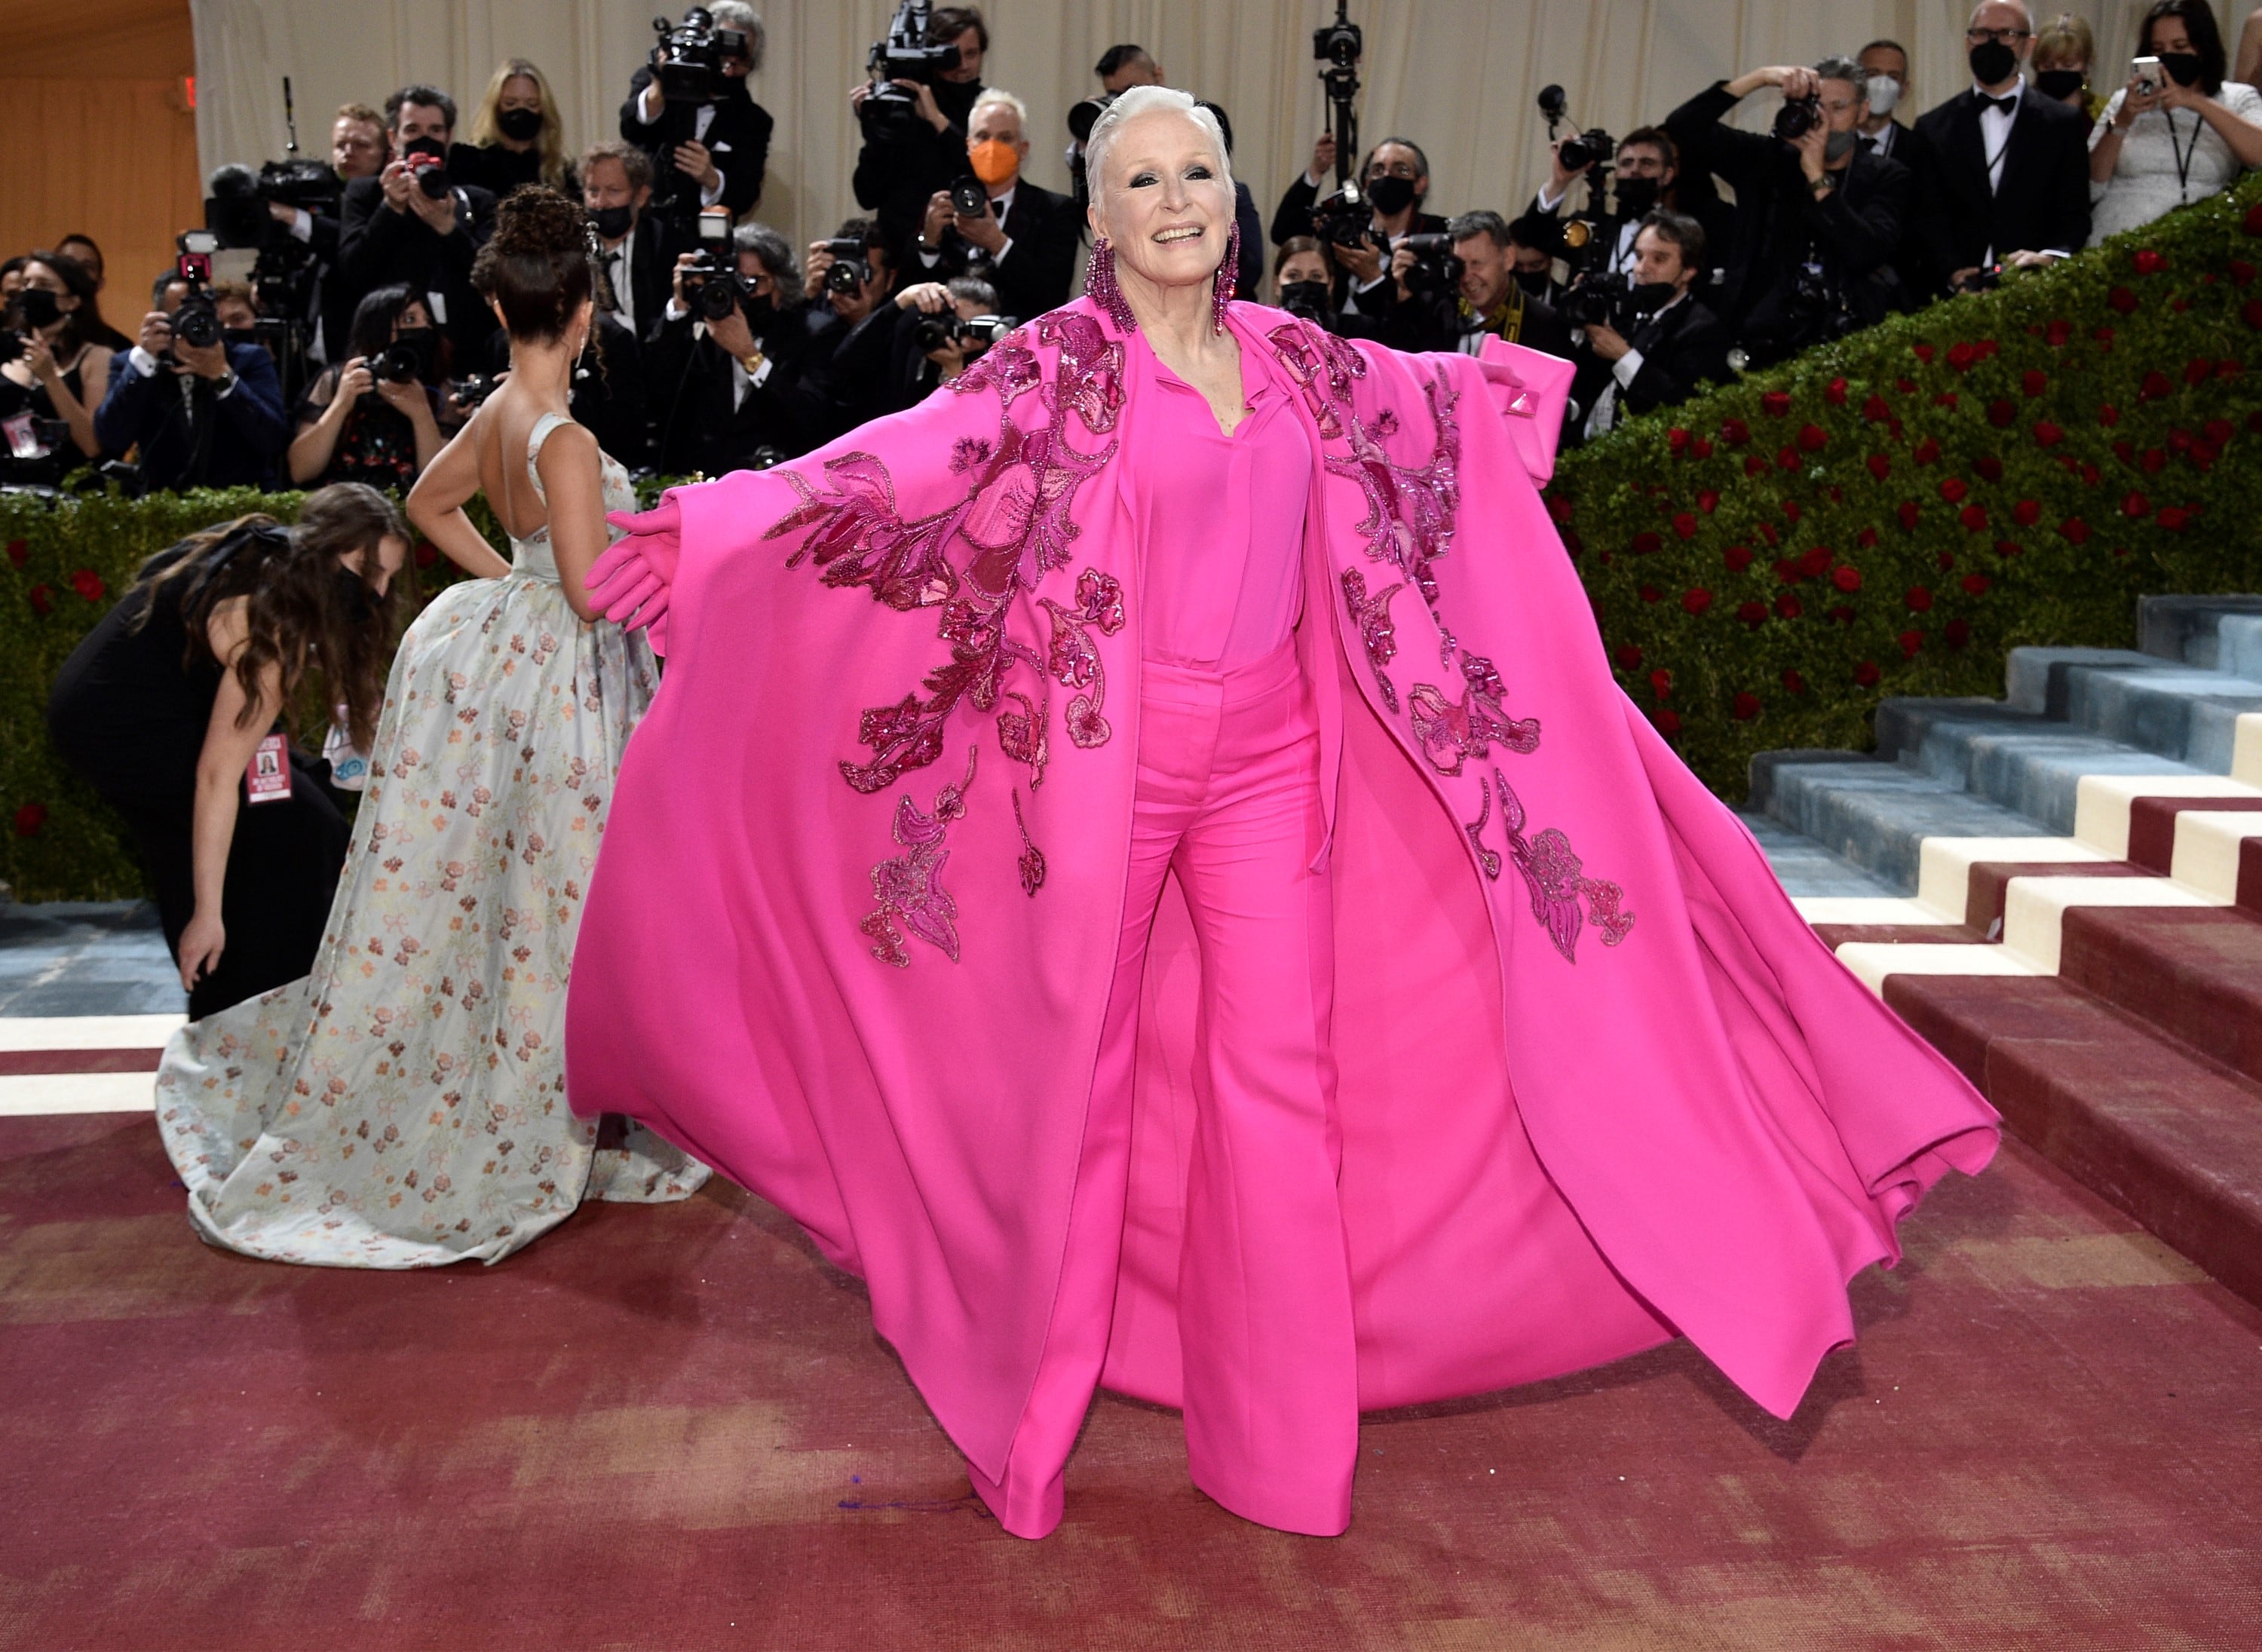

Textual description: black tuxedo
[648,301,826,476]
[594,213,682,347]
[619,69,774,220]
[1910,85,2089,296]
[1664,81,1911,358]
[853,78,985,268]
[336,174,498,363]
[1567,293,1730,443]
[918,180,1079,322]
[1268,173,1448,315]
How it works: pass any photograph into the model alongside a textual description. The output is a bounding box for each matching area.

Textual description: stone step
[2137,593,2262,668]
[1883,972,2262,1310]
[1870,697,2211,834]
[1747,750,2054,894]
[2002,648,2262,777]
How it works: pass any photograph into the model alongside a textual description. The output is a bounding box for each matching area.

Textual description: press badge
[245,733,293,804]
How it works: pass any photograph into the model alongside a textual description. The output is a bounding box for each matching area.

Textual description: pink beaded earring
[1087,237,1139,334]
[1212,220,1241,333]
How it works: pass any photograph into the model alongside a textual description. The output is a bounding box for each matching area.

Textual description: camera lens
[375,343,421,383]
[696,278,738,320]
[173,302,221,350]
[1773,97,1821,141]
[950,176,988,217]
[826,259,866,296]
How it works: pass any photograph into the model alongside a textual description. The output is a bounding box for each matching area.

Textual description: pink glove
[589,497,684,656]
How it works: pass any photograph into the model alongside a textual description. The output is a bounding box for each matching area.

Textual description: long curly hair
[132,483,412,752]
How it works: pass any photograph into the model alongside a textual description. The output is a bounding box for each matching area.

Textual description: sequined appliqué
[1340,567,1404,714]
[1407,652,1541,777]
[1041,568,1127,749]
[1492,769,1635,963]
[863,749,978,968]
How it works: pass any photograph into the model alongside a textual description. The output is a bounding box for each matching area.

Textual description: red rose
[1907,585,1934,611]
[1896,376,1917,394]
[1761,390,1792,418]
[1745,454,1770,478]
[27,585,52,616]
[1946,340,1978,372]
[1899,630,1924,657]
[1799,546,1832,578]
[1987,399,2016,428]
[1960,504,1989,532]
[2237,259,2260,284]
[2157,506,2191,532]
[2046,319,2074,345]
[1615,644,1643,670]
[1758,523,1780,546]
[1667,427,1690,452]
[1831,565,1862,593]
[13,803,46,838]
[1853,660,1882,688]
[1797,422,1828,452]
[1825,377,1849,406]
[1782,499,1804,521]
[1545,494,1574,525]
[2218,358,2244,379]
[1934,392,1960,409]
[3,538,24,569]
[1697,489,1720,514]
[1857,527,1880,548]
[2183,357,2211,386]
[1724,544,1754,572]
[1693,436,1715,458]
[1962,573,1991,594]
[2020,369,2046,397]
[69,569,105,603]
[1913,437,1942,464]
[2141,448,2166,474]
[1938,550,1957,570]
[1776,446,1801,472]
[2122,492,2152,518]
[1640,584,1663,603]
[1913,344,1936,363]
[1632,531,1663,555]
[1654,708,1682,735]
[1975,456,2004,483]
[1865,453,1891,481]
[1997,538,2026,559]
[1781,670,1808,694]
[2107,286,2139,314]
[2012,499,2041,526]
[1775,593,1804,620]
[2095,325,2118,348]
[1721,417,1752,447]
[2060,517,2092,544]
[1733,691,1762,721]
[2133,249,2168,275]
[414,541,440,569]
[1896,500,1922,531]
[2140,369,2173,401]
[2034,420,2064,447]
[1672,512,1699,540]
[1681,587,1714,615]
[1939,477,1969,504]
[1649,668,1672,700]
[1863,394,1891,421]
[1737,601,1768,629]
[1945,619,1971,648]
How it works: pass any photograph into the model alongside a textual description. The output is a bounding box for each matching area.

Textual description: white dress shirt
[636,84,729,208]
[1582,290,1690,441]
[920,182,1016,268]
[1975,75,2024,197]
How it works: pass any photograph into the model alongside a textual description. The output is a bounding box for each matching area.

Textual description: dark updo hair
[470,185,593,342]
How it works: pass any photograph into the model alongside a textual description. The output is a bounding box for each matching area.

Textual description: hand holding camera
[334,357,375,409]
[672,138,722,192]
[1583,320,1630,363]
[951,179,1007,255]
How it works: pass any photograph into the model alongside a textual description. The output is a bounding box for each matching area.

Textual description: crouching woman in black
[47,483,409,1017]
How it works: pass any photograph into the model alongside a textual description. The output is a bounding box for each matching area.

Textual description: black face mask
[495,106,544,143]
[1628,280,1680,315]
[1365,175,1418,217]
[738,286,774,319]
[1514,269,1554,298]
[590,204,635,241]
[1968,39,2018,87]
[17,288,62,330]
[2035,68,2086,100]
[1279,278,1334,318]
[1614,174,1660,217]
[2159,52,2204,88]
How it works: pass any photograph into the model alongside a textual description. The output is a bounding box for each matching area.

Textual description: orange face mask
[968,139,1019,187]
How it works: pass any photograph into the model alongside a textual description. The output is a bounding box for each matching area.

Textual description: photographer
[851,5,991,265]
[1567,210,1730,444]
[875,275,1003,411]
[1384,210,1576,358]
[455,59,578,201]
[1270,136,1447,319]
[909,89,1077,321]
[584,140,676,344]
[94,265,291,489]
[1,251,115,473]
[287,285,449,489]
[336,86,498,365]
[262,103,388,364]
[651,222,820,474]
[1525,126,1726,288]
[621,3,774,223]
[1665,57,1911,366]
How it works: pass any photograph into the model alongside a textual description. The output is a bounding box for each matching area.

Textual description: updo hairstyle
[470,185,594,342]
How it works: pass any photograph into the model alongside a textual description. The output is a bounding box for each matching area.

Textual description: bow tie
[1980,93,2018,115]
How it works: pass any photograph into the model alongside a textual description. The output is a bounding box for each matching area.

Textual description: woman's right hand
[2116,75,2162,127]
[336,357,373,407]
[178,909,225,993]
[587,496,685,654]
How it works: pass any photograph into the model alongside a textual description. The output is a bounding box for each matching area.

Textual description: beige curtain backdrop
[189,1,2241,265]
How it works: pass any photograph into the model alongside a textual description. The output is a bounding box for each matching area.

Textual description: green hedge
[1551,170,2262,798]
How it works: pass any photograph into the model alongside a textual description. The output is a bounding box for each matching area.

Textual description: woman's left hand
[178,909,225,992]
[2158,76,2203,113]
[375,378,432,421]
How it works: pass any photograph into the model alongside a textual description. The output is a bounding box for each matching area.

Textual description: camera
[1537,84,1616,175]
[914,311,1013,353]
[169,235,223,353]
[400,138,451,201]
[949,175,989,218]
[204,159,341,252]
[1396,231,1464,305]
[650,8,749,106]
[863,0,961,133]
[452,372,501,409]
[822,237,874,296]
[1773,93,1822,142]
[679,250,749,321]
[372,329,436,385]
[1308,183,1376,251]
[1067,91,1115,144]
[1313,5,1362,69]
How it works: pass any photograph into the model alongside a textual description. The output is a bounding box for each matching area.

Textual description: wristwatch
[1809,175,1834,197]
[739,348,766,377]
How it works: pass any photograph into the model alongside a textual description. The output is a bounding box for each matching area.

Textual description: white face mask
[1865,75,1903,117]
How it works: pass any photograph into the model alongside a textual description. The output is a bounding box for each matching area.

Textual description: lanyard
[2164,109,2198,202]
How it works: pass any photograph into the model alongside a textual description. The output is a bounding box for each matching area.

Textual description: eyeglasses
[1966,26,2032,44]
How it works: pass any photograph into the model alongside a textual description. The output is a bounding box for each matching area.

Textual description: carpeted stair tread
[1882,972,2262,1308]
[2055,903,2262,1087]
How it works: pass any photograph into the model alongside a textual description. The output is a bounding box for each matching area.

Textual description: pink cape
[563,299,1998,1488]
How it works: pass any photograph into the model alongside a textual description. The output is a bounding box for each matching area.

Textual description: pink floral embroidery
[1267,321,1369,439]
[1408,653,1541,777]
[863,748,978,967]
[1339,567,1405,714]
[1493,769,1636,963]
[1040,568,1127,749]
[1012,788,1046,897]
[1462,774,1504,881]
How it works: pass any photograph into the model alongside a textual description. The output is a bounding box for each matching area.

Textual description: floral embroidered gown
[156,413,707,1267]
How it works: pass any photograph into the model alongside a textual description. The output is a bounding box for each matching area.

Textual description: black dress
[0,354,99,481]
[447,142,577,203]
[46,538,351,1019]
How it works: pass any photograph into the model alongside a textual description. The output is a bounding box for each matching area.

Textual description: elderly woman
[2090,0,2262,243]
[563,87,1998,1539]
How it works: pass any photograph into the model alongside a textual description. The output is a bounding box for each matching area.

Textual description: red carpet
[4,1114,2260,1650]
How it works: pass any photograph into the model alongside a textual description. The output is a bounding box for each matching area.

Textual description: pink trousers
[969,640,1360,1538]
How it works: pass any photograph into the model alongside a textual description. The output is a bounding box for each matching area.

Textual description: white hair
[1969,0,2033,28]
[1083,85,1234,213]
[969,87,1029,130]
[711,5,767,72]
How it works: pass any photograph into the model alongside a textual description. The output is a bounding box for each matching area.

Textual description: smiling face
[1087,109,1234,293]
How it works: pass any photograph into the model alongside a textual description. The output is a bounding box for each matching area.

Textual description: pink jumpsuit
[967,331,1359,1538]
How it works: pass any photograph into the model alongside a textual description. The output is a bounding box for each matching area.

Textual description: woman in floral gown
[155,189,704,1267]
